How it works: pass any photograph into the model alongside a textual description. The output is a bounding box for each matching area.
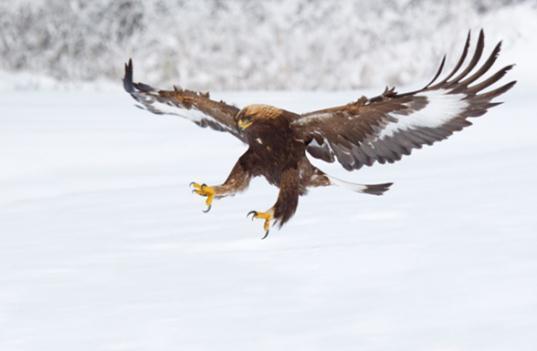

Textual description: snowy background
[2,1,537,350]
[1,0,537,90]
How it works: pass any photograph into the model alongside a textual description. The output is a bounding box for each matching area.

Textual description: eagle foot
[247,210,274,239]
[190,182,215,213]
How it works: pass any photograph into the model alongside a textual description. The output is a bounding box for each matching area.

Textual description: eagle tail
[360,182,393,196]
[328,176,393,196]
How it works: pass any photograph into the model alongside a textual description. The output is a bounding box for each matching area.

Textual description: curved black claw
[203,204,212,213]
[261,230,270,240]
[190,182,207,189]
[247,210,257,221]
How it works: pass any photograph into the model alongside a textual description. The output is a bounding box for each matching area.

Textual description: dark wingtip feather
[503,80,517,93]
[425,55,446,88]
[123,58,134,92]
[478,80,517,100]
[466,64,515,94]
[429,30,472,88]
[123,59,156,94]
[447,29,485,86]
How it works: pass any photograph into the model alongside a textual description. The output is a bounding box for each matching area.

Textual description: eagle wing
[123,59,244,141]
[291,30,516,170]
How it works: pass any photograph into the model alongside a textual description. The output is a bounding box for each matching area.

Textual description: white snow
[1,88,536,350]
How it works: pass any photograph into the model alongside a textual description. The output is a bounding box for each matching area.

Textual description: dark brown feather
[123,59,244,141]
[292,30,516,170]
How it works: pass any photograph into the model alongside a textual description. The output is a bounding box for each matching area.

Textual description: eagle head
[235,104,283,130]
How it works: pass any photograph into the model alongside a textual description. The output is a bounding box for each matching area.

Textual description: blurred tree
[0,0,532,90]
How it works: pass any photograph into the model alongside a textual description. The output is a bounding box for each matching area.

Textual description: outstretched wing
[292,30,516,170]
[123,59,244,141]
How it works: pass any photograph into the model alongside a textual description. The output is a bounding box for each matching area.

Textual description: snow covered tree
[0,0,532,90]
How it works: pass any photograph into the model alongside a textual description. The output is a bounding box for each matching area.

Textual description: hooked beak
[237,119,253,130]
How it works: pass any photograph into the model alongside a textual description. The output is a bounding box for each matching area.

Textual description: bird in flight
[124,30,515,239]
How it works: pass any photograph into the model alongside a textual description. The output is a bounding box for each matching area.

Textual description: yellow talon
[190,182,215,212]
[247,209,274,239]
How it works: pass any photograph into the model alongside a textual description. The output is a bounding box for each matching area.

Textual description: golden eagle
[123,30,515,239]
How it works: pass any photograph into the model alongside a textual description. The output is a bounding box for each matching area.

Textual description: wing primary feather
[446,29,485,87]
[430,30,471,88]
[475,80,517,100]
[424,55,446,88]
[457,41,502,87]
[466,65,514,94]
[123,58,134,92]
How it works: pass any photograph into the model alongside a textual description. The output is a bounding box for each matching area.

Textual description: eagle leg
[247,209,274,239]
[190,182,215,212]
[246,168,300,239]
[190,154,253,213]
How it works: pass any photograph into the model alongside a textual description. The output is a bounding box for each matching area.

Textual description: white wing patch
[379,89,468,139]
[135,92,206,123]
[133,91,237,134]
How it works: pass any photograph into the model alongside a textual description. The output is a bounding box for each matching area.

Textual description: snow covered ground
[1,86,536,350]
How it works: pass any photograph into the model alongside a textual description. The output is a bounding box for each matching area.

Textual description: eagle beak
[238,119,253,130]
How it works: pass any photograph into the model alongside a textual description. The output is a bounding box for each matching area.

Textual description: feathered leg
[248,168,300,239]
[191,154,252,212]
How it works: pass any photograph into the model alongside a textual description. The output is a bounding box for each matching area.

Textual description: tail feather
[328,175,393,196]
[361,182,393,195]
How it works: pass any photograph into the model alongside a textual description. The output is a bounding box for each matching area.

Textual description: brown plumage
[123,30,515,238]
